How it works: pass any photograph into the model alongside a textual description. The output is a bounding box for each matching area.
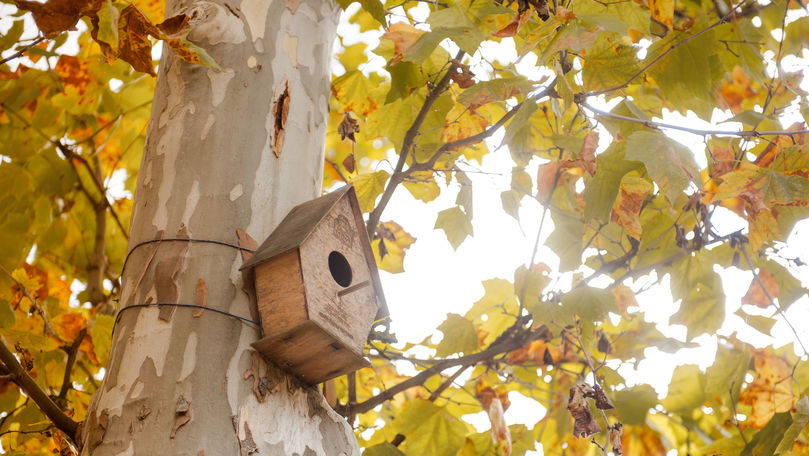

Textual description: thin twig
[58,329,86,401]
[739,242,809,357]
[0,36,46,66]
[580,101,809,137]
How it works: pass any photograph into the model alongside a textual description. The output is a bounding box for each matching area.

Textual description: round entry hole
[328,251,352,287]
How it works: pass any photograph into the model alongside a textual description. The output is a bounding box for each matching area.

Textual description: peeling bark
[81,0,357,454]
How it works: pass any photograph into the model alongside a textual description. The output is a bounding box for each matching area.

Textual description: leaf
[775,396,809,454]
[625,131,701,203]
[584,141,641,221]
[612,385,658,425]
[662,364,706,415]
[383,22,425,64]
[403,172,440,203]
[714,163,809,209]
[117,5,160,76]
[741,269,779,309]
[514,265,550,308]
[363,443,406,456]
[610,175,652,239]
[735,308,776,336]
[739,350,795,428]
[372,221,416,274]
[560,286,616,323]
[15,0,100,38]
[391,399,468,456]
[582,33,642,93]
[435,313,480,357]
[546,213,584,271]
[434,206,473,250]
[427,6,486,54]
[741,412,792,456]
[352,170,390,212]
[493,9,531,38]
[332,70,378,117]
[649,0,673,30]
[164,37,223,72]
[457,76,532,108]
[567,384,601,437]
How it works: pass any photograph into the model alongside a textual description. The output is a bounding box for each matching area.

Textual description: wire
[119,238,256,279]
[111,302,261,338]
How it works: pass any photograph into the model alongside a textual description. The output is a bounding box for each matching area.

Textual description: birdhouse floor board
[251,320,369,384]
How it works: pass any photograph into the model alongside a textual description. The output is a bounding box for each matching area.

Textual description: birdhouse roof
[241,185,389,319]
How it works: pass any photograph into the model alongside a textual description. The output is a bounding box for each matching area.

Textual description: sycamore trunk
[79,0,358,454]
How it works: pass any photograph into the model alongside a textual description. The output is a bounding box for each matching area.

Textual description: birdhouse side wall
[254,249,308,337]
[299,198,378,354]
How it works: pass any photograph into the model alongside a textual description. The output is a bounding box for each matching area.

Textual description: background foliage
[1,0,809,453]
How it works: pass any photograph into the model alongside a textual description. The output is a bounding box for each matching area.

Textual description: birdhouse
[241,185,388,385]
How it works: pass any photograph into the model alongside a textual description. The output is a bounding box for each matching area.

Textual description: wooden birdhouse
[241,185,388,384]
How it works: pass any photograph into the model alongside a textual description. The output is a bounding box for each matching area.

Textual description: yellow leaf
[352,171,390,212]
[441,104,488,146]
[610,176,652,239]
[373,221,416,273]
[649,0,674,30]
[403,171,440,203]
[739,350,795,428]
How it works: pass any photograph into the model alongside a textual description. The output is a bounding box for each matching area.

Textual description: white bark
[80,0,359,454]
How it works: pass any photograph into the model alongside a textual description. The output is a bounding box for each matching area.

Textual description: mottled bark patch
[192,279,208,317]
[238,422,258,456]
[155,226,191,321]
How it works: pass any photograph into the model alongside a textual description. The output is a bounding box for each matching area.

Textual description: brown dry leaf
[610,423,623,455]
[610,176,653,239]
[156,13,190,38]
[493,9,531,38]
[15,0,101,37]
[739,350,795,428]
[593,384,614,410]
[117,5,160,76]
[567,384,601,438]
[338,111,360,142]
[342,153,356,174]
[710,146,736,179]
[450,61,475,89]
[741,269,779,309]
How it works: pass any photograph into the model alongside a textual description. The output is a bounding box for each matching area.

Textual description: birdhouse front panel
[252,249,307,337]
[298,196,379,355]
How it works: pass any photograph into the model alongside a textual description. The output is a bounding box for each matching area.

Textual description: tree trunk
[79,0,358,454]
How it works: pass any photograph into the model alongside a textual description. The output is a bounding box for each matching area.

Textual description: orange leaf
[52,313,87,342]
[493,9,531,38]
[55,56,93,95]
[741,269,779,308]
[610,176,652,239]
[536,161,563,202]
[384,22,424,64]
[719,66,757,114]
[739,350,794,428]
[118,5,160,76]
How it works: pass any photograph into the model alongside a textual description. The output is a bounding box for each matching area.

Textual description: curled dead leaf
[610,423,623,455]
[450,61,475,89]
[568,384,602,438]
[338,111,360,142]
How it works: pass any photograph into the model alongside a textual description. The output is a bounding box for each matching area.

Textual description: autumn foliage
[2,0,809,454]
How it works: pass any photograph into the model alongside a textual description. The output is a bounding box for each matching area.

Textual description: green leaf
[0,299,15,328]
[503,99,538,166]
[456,76,532,107]
[582,33,642,92]
[385,61,423,104]
[584,141,641,221]
[704,345,750,397]
[434,206,473,250]
[775,396,809,454]
[500,189,521,220]
[514,265,550,308]
[560,286,616,323]
[741,412,792,456]
[612,384,658,425]
[427,6,485,54]
[546,213,584,271]
[625,130,701,203]
[0,20,25,52]
[96,0,120,52]
[735,308,776,336]
[435,313,480,357]
[359,0,387,27]
[662,364,706,415]
[714,164,809,208]
[363,443,406,456]
[353,170,391,212]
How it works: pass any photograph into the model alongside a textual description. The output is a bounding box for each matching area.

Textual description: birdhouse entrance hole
[328,251,352,287]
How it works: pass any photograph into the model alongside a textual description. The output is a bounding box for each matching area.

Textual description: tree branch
[342,317,544,416]
[0,337,78,442]
[366,50,465,239]
[58,329,86,401]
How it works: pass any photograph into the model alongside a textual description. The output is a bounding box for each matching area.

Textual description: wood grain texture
[254,249,308,336]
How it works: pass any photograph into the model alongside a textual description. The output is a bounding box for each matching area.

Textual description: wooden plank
[254,249,307,336]
[251,320,369,384]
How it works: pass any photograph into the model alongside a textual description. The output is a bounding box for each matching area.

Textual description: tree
[1,0,809,453]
